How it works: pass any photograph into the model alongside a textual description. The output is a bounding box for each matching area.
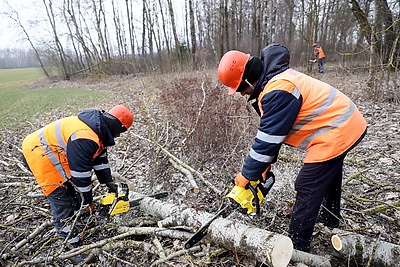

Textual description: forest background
[0,0,399,99]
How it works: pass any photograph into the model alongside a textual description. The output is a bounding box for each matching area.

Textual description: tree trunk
[8,10,50,77]
[166,0,180,58]
[130,191,293,267]
[42,0,69,79]
[125,0,136,58]
[188,0,197,66]
[331,229,400,266]
[157,0,170,55]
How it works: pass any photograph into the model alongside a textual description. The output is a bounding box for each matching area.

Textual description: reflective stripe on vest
[22,116,103,196]
[258,69,366,163]
[38,127,70,183]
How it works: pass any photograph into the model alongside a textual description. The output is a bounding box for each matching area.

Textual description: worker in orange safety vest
[22,105,133,256]
[312,43,325,73]
[218,44,367,252]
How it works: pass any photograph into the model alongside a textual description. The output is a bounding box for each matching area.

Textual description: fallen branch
[331,229,400,266]
[102,250,136,266]
[11,221,53,252]
[152,237,167,259]
[150,246,202,266]
[169,158,199,193]
[291,249,332,267]
[132,133,220,194]
[17,226,189,265]
[362,201,400,215]
[130,192,293,266]
[343,168,371,186]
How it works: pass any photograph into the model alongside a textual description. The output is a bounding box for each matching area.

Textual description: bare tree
[42,0,69,79]
[166,0,181,58]
[6,8,50,77]
[188,0,197,64]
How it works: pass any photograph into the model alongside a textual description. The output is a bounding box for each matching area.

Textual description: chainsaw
[184,172,275,248]
[99,183,168,217]
[226,171,275,215]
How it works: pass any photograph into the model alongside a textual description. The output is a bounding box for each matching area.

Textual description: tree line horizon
[1,0,399,83]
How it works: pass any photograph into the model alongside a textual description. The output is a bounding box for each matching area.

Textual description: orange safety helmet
[108,105,134,129]
[218,50,250,95]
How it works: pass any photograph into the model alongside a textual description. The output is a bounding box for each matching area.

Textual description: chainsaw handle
[248,184,261,215]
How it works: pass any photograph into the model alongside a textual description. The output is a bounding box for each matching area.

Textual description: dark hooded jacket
[67,110,115,204]
[241,44,302,180]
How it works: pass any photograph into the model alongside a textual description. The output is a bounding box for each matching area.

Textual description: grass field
[0,68,116,130]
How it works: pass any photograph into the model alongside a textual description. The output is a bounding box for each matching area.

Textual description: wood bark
[166,0,180,57]
[188,0,197,64]
[291,249,331,267]
[331,229,400,266]
[130,191,293,267]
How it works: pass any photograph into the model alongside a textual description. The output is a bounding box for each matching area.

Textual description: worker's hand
[106,182,118,193]
[261,165,272,181]
[234,173,250,188]
[80,202,100,226]
[84,202,96,213]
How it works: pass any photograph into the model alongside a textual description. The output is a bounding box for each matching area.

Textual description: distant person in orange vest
[312,43,325,73]
[218,44,367,252]
[22,105,133,259]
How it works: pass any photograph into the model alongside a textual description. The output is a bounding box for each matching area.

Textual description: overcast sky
[0,0,36,49]
[0,0,186,51]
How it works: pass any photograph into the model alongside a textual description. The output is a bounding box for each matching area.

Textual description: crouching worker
[21,105,133,257]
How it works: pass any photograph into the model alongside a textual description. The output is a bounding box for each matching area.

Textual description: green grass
[0,68,116,130]
[0,68,44,89]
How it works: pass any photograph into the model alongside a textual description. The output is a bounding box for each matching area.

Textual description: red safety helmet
[218,50,250,95]
[108,105,134,129]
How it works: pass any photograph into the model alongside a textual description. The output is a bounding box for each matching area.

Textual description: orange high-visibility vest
[258,69,366,163]
[22,116,104,195]
[314,46,325,59]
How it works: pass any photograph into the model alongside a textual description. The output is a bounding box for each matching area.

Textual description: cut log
[291,250,332,267]
[331,229,400,266]
[130,192,293,267]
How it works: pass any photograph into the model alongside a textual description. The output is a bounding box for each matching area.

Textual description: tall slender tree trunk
[125,0,136,59]
[42,0,69,79]
[188,0,197,66]
[166,0,180,58]
[8,10,50,77]
[141,0,147,56]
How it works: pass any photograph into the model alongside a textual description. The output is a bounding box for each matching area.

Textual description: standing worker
[22,105,133,258]
[217,44,367,252]
[313,43,325,73]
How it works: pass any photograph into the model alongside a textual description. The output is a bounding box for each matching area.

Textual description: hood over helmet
[78,109,116,147]
[248,44,290,101]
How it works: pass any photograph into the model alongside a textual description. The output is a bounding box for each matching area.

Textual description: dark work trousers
[21,153,82,247]
[46,182,82,247]
[288,130,366,249]
[318,58,325,73]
